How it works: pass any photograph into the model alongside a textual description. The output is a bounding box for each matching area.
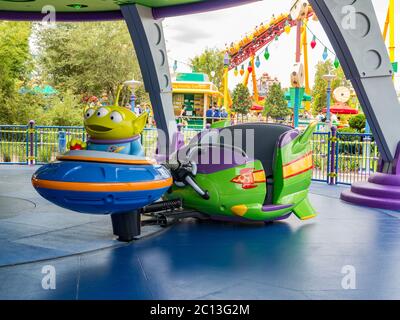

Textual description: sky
[163,0,400,91]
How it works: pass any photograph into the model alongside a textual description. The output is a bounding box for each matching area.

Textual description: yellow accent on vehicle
[300,214,317,221]
[283,152,313,179]
[253,170,266,183]
[231,205,248,217]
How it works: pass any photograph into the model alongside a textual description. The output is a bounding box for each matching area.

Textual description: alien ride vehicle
[32,120,318,241]
[165,122,318,222]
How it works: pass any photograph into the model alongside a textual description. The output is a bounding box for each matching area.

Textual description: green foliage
[37,91,84,126]
[337,156,361,172]
[38,147,52,163]
[311,60,331,114]
[263,83,290,119]
[0,92,48,125]
[0,22,32,94]
[311,60,350,115]
[231,84,252,117]
[17,145,27,163]
[2,154,11,163]
[337,127,359,142]
[0,21,152,125]
[35,21,144,103]
[190,48,225,88]
[348,114,366,132]
[0,22,33,124]
[338,127,357,134]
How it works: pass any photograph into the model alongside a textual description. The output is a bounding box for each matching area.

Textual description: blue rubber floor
[0,166,400,300]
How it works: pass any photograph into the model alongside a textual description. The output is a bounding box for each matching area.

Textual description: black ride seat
[217,123,293,205]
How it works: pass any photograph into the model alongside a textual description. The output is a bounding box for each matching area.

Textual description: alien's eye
[85,108,95,119]
[96,107,109,118]
[110,111,123,123]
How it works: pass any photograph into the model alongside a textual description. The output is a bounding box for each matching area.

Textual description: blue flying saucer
[32,150,172,215]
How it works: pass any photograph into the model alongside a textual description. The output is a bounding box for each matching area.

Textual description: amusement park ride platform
[0,0,400,301]
[1,165,400,299]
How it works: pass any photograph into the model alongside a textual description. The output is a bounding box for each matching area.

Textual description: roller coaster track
[228,9,314,70]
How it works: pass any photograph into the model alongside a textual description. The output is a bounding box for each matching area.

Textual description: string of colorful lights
[304,24,340,68]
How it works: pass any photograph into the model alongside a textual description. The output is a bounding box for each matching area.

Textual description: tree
[1,92,47,125]
[231,84,252,121]
[37,91,84,126]
[348,114,366,132]
[0,22,33,124]
[0,22,32,92]
[190,48,225,88]
[35,21,143,103]
[311,60,347,115]
[0,21,152,125]
[263,83,290,120]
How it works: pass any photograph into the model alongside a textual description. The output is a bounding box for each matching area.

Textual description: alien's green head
[84,105,148,140]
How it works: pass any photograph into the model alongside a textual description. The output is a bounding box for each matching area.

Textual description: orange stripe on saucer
[56,155,156,165]
[32,177,173,192]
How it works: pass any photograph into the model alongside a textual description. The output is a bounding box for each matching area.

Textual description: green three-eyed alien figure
[70,105,148,156]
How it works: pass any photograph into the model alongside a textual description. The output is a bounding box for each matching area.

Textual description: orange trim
[283,151,313,167]
[284,166,314,179]
[300,214,317,221]
[283,152,313,179]
[57,155,156,165]
[253,170,266,183]
[32,177,173,192]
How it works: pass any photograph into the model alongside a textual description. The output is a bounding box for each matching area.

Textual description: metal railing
[34,126,86,164]
[0,125,29,164]
[0,123,379,186]
[175,116,321,130]
[311,131,331,183]
[335,132,378,185]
